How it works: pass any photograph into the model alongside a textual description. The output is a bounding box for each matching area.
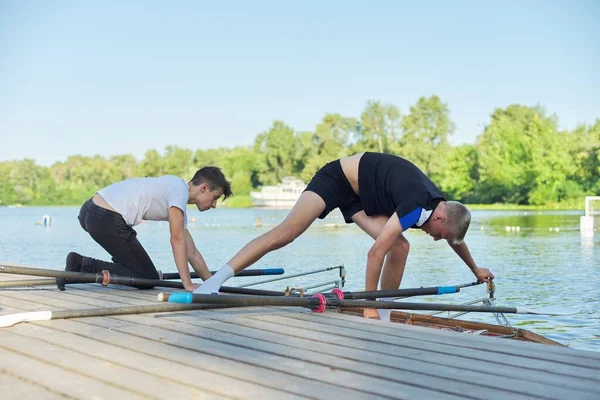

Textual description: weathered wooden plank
[0,329,224,400]
[137,315,535,400]
[278,310,600,367]
[65,284,160,302]
[3,293,596,378]
[345,312,600,364]
[63,317,377,400]
[240,313,599,393]
[9,321,304,400]
[0,346,148,400]
[33,286,155,306]
[1,288,152,312]
[251,313,600,382]
[6,282,599,364]
[79,314,466,400]
[160,311,598,400]
[0,299,26,315]
[318,309,600,362]
[2,277,598,400]
[0,370,71,400]
[0,289,99,310]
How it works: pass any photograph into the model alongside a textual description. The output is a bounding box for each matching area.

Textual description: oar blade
[0,311,52,328]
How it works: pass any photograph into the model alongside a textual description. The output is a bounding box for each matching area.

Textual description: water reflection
[481,211,583,237]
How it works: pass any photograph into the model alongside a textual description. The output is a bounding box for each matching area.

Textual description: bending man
[197,152,494,319]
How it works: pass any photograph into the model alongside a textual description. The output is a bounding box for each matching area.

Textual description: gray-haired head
[444,201,471,244]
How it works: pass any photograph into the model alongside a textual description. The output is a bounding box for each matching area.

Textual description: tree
[221,146,261,195]
[474,105,574,204]
[437,144,478,202]
[353,101,400,153]
[253,121,299,185]
[300,114,357,182]
[108,154,138,182]
[569,119,600,195]
[398,96,454,180]
[139,150,165,177]
[162,146,194,178]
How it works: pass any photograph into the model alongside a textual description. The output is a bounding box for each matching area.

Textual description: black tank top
[358,152,445,230]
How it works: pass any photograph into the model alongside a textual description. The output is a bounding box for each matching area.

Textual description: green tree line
[1,96,598,208]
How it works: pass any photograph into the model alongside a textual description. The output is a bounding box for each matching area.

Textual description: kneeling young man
[198,152,494,319]
[59,166,232,291]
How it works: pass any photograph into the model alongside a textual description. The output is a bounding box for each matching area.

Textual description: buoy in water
[35,215,51,227]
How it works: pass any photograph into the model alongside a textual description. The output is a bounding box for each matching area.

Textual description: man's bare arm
[184,229,212,281]
[365,213,403,291]
[447,240,495,282]
[168,207,196,291]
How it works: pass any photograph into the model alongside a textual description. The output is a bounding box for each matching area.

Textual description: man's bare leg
[228,191,326,271]
[352,211,410,320]
[380,241,409,291]
[194,191,325,294]
[194,191,327,294]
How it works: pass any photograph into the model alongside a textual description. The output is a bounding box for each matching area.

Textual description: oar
[0,264,284,296]
[0,303,231,328]
[0,268,285,288]
[328,281,482,300]
[158,292,577,316]
[0,263,481,304]
[161,268,284,280]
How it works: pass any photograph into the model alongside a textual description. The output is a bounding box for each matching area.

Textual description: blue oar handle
[168,292,194,304]
[436,286,459,294]
[260,268,285,276]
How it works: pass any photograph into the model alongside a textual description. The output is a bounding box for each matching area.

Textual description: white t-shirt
[98,175,189,228]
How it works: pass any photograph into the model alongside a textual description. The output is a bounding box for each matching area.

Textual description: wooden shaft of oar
[0,278,58,288]
[158,292,520,314]
[0,264,284,296]
[50,302,232,319]
[0,264,103,280]
[0,302,236,328]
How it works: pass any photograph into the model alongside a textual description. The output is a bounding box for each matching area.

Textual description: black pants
[78,198,159,280]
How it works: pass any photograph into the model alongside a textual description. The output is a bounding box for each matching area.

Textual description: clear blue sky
[1,1,598,166]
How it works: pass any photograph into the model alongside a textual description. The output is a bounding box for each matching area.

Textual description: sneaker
[57,252,83,291]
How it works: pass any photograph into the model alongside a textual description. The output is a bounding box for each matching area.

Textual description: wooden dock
[0,273,599,400]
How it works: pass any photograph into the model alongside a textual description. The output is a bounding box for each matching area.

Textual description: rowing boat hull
[341,308,565,346]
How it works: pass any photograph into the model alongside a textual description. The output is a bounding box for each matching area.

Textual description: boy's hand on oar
[474,267,495,283]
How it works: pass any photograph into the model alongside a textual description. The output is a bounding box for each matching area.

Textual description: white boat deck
[0,273,599,400]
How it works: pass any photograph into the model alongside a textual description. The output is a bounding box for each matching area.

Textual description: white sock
[377,297,396,322]
[193,264,235,294]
